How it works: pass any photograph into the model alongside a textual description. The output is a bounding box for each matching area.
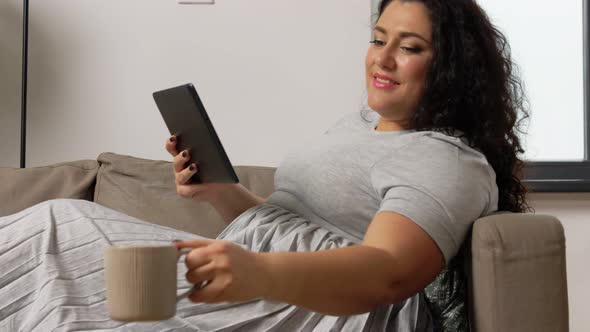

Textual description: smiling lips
[373,73,400,89]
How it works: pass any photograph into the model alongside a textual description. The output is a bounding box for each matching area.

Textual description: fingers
[175,161,198,185]
[189,275,230,303]
[165,135,180,157]
[185,263,216,285]
[181,244,216,293]
[177,240,222,281]
[173,149,193,174]
[165,135,193,175]
[183,246,213,271]
[175,182,207,199]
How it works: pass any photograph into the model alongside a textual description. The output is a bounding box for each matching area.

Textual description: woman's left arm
[176,211,444,316]
[261,211,444,316]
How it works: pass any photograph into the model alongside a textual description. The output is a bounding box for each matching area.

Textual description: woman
[0,0,530,331]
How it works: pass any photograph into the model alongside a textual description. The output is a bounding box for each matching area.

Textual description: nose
[375,48,396,71]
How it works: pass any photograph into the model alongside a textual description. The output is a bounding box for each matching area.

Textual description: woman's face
[365,0,433,130]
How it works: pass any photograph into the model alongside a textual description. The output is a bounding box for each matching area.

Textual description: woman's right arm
[165,136,266,224]
[208,183,266,224]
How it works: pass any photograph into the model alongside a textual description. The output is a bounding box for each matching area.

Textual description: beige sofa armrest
[468,213,568,332]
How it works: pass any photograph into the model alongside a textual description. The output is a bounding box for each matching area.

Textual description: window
[479,0,590,191]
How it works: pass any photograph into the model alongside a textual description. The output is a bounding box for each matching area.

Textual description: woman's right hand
[165,135,233,203]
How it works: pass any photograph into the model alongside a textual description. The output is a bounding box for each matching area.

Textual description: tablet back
[153,83,239,184]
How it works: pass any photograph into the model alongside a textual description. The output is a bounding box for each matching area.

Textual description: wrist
[255,252,281,301]
[206,183,239,204]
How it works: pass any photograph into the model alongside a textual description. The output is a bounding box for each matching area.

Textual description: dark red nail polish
[189,164,195,172]
[169,136,175,142]
[182,151,187,158]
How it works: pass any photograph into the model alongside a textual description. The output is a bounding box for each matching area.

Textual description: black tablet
[153,83,239,184]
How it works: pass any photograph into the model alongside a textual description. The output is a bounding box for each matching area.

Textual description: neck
[374,119,409,131]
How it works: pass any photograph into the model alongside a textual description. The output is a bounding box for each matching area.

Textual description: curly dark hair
[371,0,532,213]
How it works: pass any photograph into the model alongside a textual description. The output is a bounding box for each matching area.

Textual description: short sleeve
[370,135,497,263]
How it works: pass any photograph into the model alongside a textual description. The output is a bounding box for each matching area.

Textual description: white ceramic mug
[104,245,192,321]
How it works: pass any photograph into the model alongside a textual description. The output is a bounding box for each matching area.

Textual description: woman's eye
[369,39,385,47]
[401,46,421,53]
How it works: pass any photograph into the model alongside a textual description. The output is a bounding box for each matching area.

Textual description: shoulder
[419,132,496,181]
[371,131,497,193]
[389,131,492,168]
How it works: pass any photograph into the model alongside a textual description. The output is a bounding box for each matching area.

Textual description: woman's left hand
[175,239,270,303]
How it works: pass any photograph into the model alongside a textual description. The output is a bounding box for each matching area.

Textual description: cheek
[399,57,429,81]
[407,58,431,83]
[364,50,373,74]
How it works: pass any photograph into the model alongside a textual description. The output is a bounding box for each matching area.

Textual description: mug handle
[175,247,209,302]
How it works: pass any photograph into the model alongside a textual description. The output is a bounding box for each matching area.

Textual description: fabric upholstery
[94,152,275,239]
[0,160,98,217]
[468,213,569,332]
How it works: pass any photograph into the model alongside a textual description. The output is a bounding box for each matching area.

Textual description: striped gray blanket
[0,199,432,331]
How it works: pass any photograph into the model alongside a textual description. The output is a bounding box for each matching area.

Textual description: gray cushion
[0,160,99,216]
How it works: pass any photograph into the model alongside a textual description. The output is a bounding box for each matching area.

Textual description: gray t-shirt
[266,110,499,263]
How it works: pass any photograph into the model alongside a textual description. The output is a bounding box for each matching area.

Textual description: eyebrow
[373,25,431,44]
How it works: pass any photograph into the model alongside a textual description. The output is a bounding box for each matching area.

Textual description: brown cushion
[0,160,99,216]
[94,152,276,239]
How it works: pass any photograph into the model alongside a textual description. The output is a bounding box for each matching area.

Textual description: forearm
[259,245,403,316]
[209,184,266,224]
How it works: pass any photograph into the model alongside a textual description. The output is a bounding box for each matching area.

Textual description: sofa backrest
[0,153,276,240]
[94,152,276,239]
[0,160,98,217]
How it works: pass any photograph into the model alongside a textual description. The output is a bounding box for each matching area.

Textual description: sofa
[0,152,569,332]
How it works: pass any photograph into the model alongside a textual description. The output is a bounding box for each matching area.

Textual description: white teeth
[375,77,395,84]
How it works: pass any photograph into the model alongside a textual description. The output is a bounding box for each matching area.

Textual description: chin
[367,102,411,122]
[367,99,395,113]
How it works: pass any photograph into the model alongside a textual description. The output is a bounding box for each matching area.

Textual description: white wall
[23,0,370,167]
[528,193,590,332]
[0,0,23,168]
[0,1,588,331]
